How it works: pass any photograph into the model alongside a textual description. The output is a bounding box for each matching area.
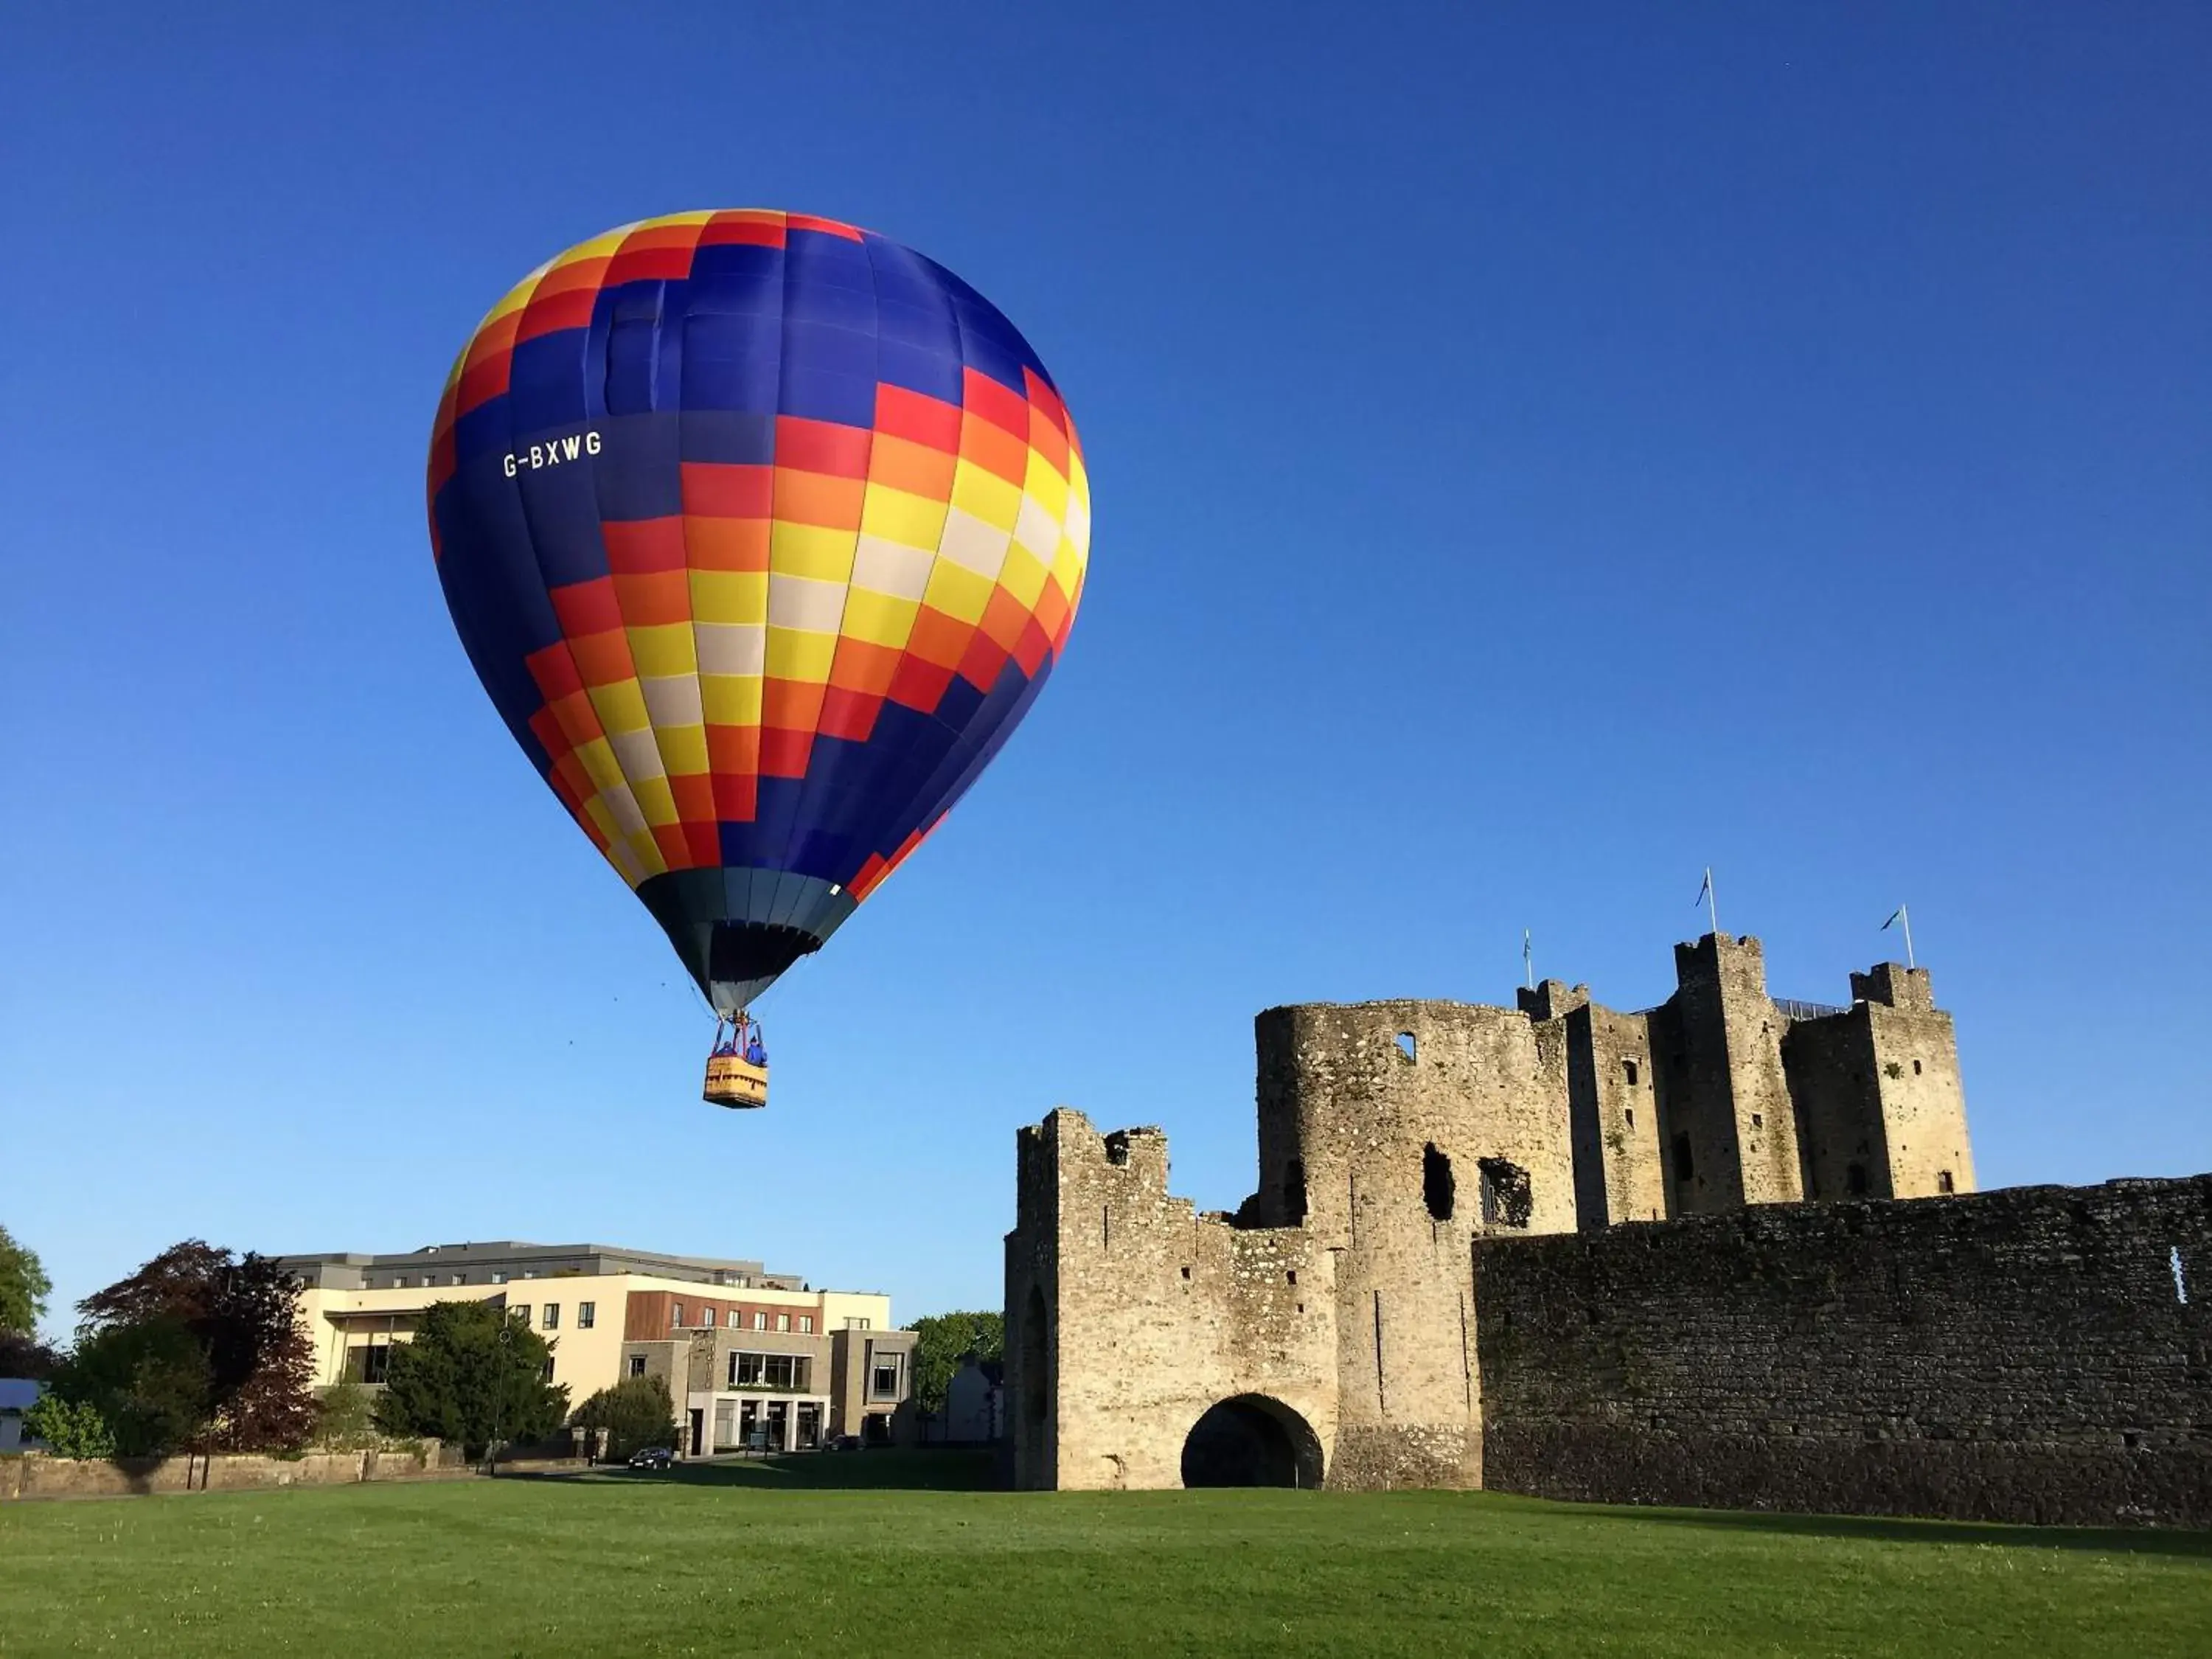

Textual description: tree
[311,1380,380,1451]
[0,1329,58,1382]
[52,1316,212,1456]
[69,1241,319,1453]
[571,1374,678,1461]
[0,1224,51,1335]
[908,1310,1005,1417]
[373,1300,568,1458]
[23,1394,116,1459]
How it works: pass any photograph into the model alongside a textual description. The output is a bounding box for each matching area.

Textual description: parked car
[628,1446,674,1470]
[824,1434,863,1453]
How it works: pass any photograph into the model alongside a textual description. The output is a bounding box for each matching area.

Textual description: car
[627,1446,674,1470]
[824,1434,863,1453]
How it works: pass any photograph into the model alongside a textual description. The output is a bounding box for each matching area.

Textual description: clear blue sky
[5,4,2207,1338]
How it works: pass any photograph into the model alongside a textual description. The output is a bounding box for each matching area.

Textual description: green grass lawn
[3,1453,2208,1657]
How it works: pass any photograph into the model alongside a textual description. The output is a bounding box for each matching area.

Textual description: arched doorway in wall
[1179,1394,1324,1489]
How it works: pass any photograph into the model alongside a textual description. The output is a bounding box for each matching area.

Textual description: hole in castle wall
[1395,1032,1417,1063]
[1672,1133,1695,1183]
[1423,1144,1455,1222]
[1624,1059,1639,1088]
[1283,1158,1308,1225]
[1847,1163,1870,1197]
[1105,1133,1131,1166]
[1913,1060,1923,1075]
[2173,1246,2189,1305]
[1938,1171,1955,1194]
[1478,1157,1533,1228]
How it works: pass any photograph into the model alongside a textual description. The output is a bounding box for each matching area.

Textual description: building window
[1938,1170,1955,1194]
[871,1358,901,1400]
[490,1272,507,1284]
[577,1302,596,1330]
[671,1303,684,1328]
[541,1357,555,1382]
[1624,1108,1635,1130]
[448,1275,464,1286]
[512,1306,530,1327]
[776,1313,790,1333]
[523,1270,538,1280]
[754,1311,768,1331]
[542,1304,559,1331]
[628,1354,647,1379]
[1623,1059,1639,1088]
[730,1352,804,1391]
[701,1307,717,1327]
[845,1317,871,1331]
[358,1346,391,1385]
[1672,1133,1695,1182]
[799,1315,813,1334]
[1913,1060,1923,1076]
[419,1276,434,1287]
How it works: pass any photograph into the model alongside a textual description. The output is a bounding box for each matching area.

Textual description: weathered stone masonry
[1476,1177,2212,1528]
[1007,929,2211,1523]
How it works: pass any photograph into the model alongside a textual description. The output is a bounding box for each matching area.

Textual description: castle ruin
[1004,933,2212,1526]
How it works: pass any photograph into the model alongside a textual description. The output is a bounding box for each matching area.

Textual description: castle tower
[1656,934,1804,1211]
[1253,1000,1577,1489]
[1783,962,1976,1200]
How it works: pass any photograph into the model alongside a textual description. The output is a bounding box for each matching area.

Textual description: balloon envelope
[428,212,1089,1012]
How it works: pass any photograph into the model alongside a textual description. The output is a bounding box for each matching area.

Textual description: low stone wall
[1474,1175,2212,1528]
[0,1442,478,1500]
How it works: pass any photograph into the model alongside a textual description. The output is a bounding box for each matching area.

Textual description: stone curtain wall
[0,1443,487,1500]
[1475,1176,2212,1528]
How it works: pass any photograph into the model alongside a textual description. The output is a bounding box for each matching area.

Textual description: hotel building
[277,1240,916,1454]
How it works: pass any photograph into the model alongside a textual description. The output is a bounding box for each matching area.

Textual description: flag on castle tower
[1882,907,1905,931]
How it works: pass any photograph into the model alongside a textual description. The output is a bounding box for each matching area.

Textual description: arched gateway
[1180,1395,1325,1489]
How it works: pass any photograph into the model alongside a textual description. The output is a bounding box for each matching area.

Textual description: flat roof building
[276,1240,916,1455]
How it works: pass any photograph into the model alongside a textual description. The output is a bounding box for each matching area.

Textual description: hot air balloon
[426,212,1090,1108]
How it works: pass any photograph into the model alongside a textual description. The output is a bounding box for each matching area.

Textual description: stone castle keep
[1006,933,2212,1526]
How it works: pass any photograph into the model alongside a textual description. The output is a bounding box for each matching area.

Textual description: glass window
[776,1313,790,1332]
[799,1315,813,1334]
[448,1274,464,1286]
[542,1304,560,1331]
[628,1354,647,1378]
[844,1317,871,1330]
[702,1307,717,1328]
[512,1305,530,1326]
[577,1301,596,1329]
[491,1271,507,1284]
[359,1346,391,1385]
[671,1303,684,1328]
[871,1359,900,1399]
[753,1311,768,1331]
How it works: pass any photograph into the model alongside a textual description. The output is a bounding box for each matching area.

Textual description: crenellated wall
[1006,1109,1338,1491]
[1006,934,2045,1507]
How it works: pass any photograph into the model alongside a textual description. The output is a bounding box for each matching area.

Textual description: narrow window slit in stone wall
[1623,1059,1639,1088]
[1424,1143,1455,1222]
[2174,1245,2189,1305]
[1672,1132,1695,1183]
[1284,1158,1308,1225]
[1395,1031,1417,1063]
[1938,1170,1955,1194]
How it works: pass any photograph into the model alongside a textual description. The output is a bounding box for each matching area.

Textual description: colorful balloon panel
[427,212,1089,1011]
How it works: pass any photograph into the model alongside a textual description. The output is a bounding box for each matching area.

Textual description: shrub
[571,1374,678,1461]
[24,1394,116,1459]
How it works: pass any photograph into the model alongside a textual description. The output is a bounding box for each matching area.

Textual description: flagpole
[1523,928,1534,990]
[1704,866,1719,937]
[1900,903,1914,970]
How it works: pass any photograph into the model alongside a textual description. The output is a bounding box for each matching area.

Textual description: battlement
[1851,961,1935,1011]
[1008,928,1981,1493]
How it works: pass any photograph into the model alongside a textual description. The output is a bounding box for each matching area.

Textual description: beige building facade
[279,1241,913,1452]
[1006,934,1977,1492]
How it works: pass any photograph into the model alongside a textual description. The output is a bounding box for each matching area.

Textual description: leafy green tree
[908,1310,1005,1416]
[0,1224,51,1335]
[69,1241,318,1453]
[23,1394,116,1459]
[52,1316,213,1456]
[310,1380,380,1451]
[373,1301,568,1458]
[571,1374,679,1461]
